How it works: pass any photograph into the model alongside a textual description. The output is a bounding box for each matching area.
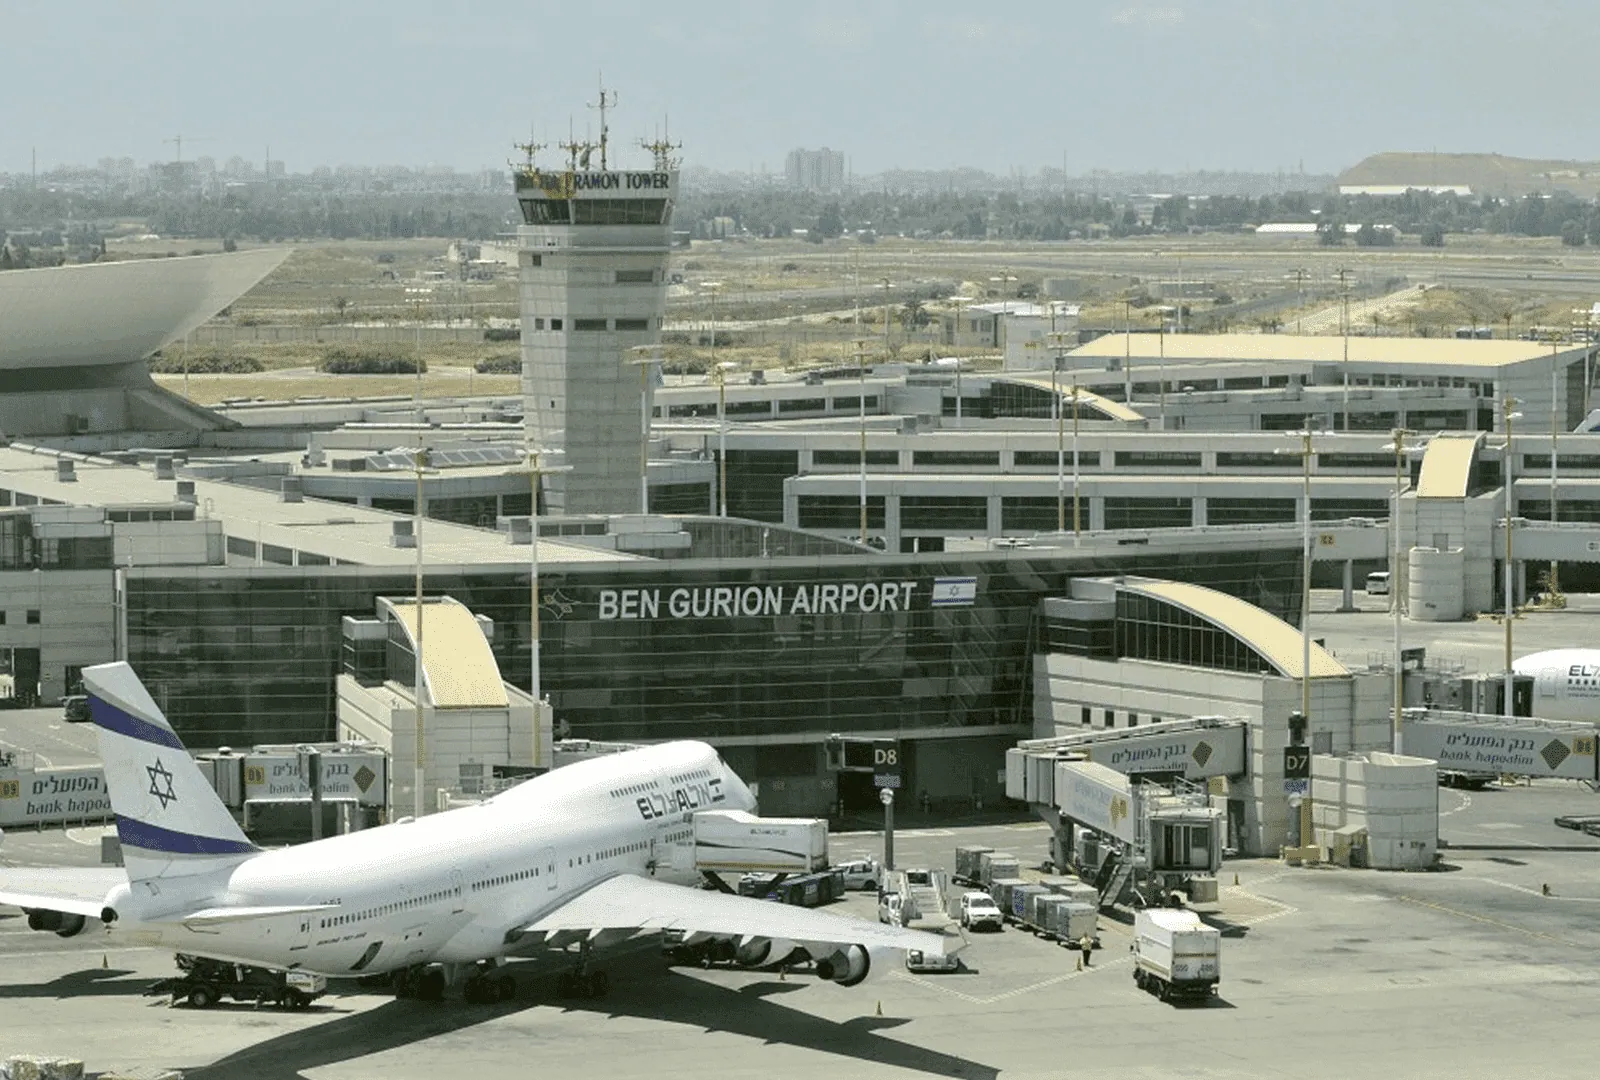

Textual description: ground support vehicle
[1132,909,1220,1003]
[147,954,326,1009]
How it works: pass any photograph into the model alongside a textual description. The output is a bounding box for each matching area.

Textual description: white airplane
[0,662,940,1002]
[1513,648,1600,723]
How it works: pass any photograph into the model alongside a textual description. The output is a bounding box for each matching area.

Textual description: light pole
[1153,305,1174,428]
[703,281,723,373]
[1382,429,1427,753]
[1335,268,1353,430]
[1121,296,1134,403]
[1071,382,1082,546]
[412,448,428,819]
[1276,419,1319,726]
[880,277,892,356]
[1502,397,1524,715]
[1048,325,1072,536]
[713,360,738,517]
[948,296,972,425]
[526,445,571,771]
[626,346,661,516]
[856,339,869,545]
[1549,332,1563,597]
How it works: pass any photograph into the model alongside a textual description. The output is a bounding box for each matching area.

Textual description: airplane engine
[25,910,88,937]
[814,944,873,987]
[734,937,772,968]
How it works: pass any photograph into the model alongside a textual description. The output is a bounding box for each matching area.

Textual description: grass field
[153,367,519,406]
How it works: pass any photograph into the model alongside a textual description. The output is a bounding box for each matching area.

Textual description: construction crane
[162,135,213,166]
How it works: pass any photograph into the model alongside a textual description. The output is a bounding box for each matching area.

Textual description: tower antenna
[639,114,682,173]
[588,75,618,170]
[512,123,547,173]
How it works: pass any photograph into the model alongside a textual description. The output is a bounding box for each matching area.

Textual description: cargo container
[692,810,828,874]
[953,845,994,886]
[978,851,1021,889]
[1132,909,1221,1002]
[1012,883,1051,926]
[1056,901,1099,946]
[989,877,1027,919]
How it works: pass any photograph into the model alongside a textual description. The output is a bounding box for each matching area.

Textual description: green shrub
[474,355,521,374]
[147,351,265,374]
[319,347,426,374]
[483,327,521,342]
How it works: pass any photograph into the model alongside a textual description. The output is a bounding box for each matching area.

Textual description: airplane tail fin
[82,662,258,884]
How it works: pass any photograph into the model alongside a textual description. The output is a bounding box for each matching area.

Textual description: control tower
[512,96,679,513]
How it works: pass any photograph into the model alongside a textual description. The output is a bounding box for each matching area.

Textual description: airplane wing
[522,873,945,954]
[0,866,127,919]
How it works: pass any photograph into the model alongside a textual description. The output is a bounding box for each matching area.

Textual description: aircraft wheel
[587,971,608,997]
[497,974,517,1001]
[416,969,446,1002]
[187,983,219,1009]
[557,972,576,998]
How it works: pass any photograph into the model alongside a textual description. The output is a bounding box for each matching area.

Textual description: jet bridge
[1007,719,1243,909]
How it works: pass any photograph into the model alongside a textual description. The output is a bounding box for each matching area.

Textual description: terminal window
[614,318,650,331]
[550,319,563,331]
[573,319,608,331]
[615,269,654,283]
[25,609,39,625]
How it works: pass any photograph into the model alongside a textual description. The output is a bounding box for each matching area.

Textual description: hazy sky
[5,0,1596,176]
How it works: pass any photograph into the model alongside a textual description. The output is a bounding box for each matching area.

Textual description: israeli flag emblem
[932,576,978,607]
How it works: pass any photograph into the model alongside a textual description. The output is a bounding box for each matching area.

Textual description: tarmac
[4,786,1600,1079]
[2,602,1599,1078]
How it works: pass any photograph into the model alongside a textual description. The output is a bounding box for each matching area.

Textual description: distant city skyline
[5,1,1597,177]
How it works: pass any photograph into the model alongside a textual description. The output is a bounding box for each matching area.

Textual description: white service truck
[1131,909,1221,1002]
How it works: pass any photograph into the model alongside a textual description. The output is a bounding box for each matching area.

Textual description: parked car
[834,858,881,891]
[877,891,903,926]
[960,891,1004,932]
[62,695,90,723]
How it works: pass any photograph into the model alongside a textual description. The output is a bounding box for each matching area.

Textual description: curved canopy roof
[1416,433,1484,499]
[1122,577,1349,680]
[0,248,288,371]
[381,597,510,709]
[994,375,1146,423]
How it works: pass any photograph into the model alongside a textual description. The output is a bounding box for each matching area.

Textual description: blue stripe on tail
[116,815,259,857]
[90,696,186,751]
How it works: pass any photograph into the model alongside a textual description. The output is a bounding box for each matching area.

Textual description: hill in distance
[1339,152,1600,199]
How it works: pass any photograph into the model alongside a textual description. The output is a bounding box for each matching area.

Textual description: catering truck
[692,810,828,874]
[1131,909,1221,1002]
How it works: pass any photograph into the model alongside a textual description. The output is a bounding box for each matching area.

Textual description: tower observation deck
[513,114,679,514]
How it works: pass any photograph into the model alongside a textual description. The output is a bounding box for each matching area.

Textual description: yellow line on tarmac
[1396,894,1575,947]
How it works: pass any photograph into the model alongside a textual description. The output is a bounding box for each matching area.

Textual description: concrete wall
[0,569,115,703]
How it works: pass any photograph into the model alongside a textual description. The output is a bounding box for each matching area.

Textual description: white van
[1365,571,1390,596]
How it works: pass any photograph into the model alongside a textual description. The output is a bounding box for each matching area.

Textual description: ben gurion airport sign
[592,577,979,621]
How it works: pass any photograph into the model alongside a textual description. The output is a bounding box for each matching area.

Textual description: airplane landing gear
[557,941,608,999]
[392,965,445,1002]
[463,962,517,1004]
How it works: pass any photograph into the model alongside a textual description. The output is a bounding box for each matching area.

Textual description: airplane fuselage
[1513,648,1600,724]
[108,741,753,976]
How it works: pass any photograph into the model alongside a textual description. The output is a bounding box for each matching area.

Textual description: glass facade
[123,546,1302,751]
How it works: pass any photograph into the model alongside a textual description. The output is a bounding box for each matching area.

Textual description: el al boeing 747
[0,663,940,1002]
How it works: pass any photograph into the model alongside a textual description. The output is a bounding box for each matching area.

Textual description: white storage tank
[1408,546,1466,622]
